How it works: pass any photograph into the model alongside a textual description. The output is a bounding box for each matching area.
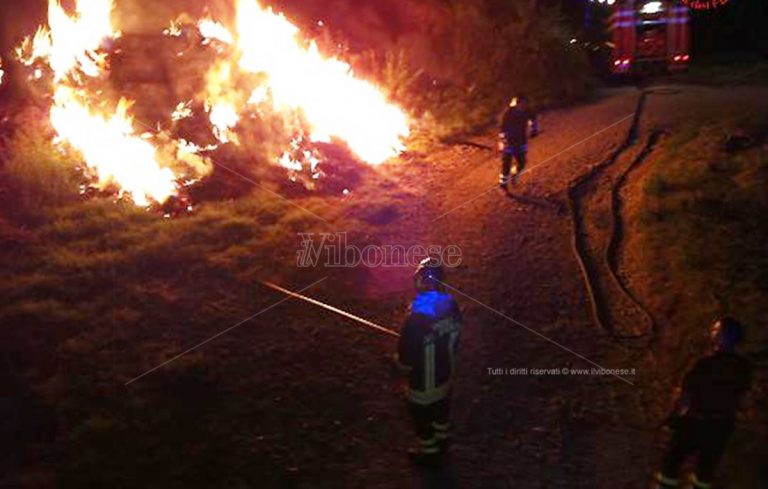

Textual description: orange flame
[236,0,410,164]
[19,0,114,80]
[205,61,241,145]
[16,0,409,208]
[19,0,205,206]
[207,0,410,165]
[199,19,235,46]
[51,87,177,206]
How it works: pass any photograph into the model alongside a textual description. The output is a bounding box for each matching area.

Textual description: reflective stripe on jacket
[398,291,462,405]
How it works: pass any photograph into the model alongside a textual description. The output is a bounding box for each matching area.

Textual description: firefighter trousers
[500,144,527,185]
[657,416,733,487]
[409,397,451,454]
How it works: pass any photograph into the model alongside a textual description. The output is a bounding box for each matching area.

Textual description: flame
[171,101,194,122]
[14,0,410,210]
[163,21,183,38]
[279,137,321,174]
[19,0,114,80]
[199,19,235,46]
[18,0,203,206]
[51,87,177,206]
[205,61,241,144]
[232,0,410,164]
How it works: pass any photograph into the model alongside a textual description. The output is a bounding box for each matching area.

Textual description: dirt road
[13,83,763,488]
[262,83,768,488]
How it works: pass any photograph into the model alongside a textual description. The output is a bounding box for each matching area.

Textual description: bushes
[636,120,768,489]
[1,122,82,218]
[639,118,768,321]
[301,0,592,140]
[353,0,593,140]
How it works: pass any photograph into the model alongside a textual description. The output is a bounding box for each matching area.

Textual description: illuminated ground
[2,82,767,488]
[356,83,768,488]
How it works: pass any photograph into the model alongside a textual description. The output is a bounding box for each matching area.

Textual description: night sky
[1,0,766,65]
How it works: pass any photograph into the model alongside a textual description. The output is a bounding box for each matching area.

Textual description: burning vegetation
[8,0,412,209]
[1,0,592,218]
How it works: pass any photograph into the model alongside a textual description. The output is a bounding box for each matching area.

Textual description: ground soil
[4,83,768,488]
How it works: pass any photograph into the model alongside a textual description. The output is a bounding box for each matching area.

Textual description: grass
[0,121,424,486]
[636,116,768,488]
[348,0,593,143]
[639,118,768,316]
[1,201,356,487]
[2,122,82,219]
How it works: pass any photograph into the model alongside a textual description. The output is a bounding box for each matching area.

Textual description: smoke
[112,0,235,33]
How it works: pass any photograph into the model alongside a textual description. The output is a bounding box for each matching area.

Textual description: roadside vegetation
[0,1,662,486]
[639,116,768,343]
[309,0,593,141]
[634,116,768,488]
[0,131,415,485]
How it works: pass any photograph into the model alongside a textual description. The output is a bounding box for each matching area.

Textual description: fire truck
[609,0,691,73]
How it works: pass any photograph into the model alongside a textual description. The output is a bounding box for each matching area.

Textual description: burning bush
[2,0,590,211]
[304,0,593,140]
[5,0,417,209]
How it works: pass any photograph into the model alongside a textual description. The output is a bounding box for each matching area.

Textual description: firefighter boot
[510,166,520,185]
[652,471,679,489]
[684,473,713,489]
[407,437,442,467]
[499,173,510,191]
[433,421,452,452]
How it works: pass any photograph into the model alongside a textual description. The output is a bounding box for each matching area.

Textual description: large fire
[23,0,114,81]
[13,0,410,207]
[205,61,241,145]
[197,1,411,164]
[16,0,193,206]
[50,87,178,206]
[233,0,410,164]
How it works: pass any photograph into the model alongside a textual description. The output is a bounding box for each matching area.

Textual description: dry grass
[0,123,422,486]
[636,117,768,488]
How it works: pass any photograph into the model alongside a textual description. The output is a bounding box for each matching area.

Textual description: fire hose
[261,280,400,338]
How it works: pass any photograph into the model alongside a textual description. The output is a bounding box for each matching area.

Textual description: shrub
[2,123,81,218]
[356,0,593,139]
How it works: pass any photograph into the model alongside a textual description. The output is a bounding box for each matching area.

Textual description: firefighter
[498,94,539,190]
[653,317,753,489]
[396,257,462,465]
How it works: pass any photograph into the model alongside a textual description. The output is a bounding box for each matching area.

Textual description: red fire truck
[609,0,691,73]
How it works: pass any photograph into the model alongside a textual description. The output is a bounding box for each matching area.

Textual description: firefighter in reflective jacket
[498,95,539,189]
[396,257,462,464]
[653,317,753,489]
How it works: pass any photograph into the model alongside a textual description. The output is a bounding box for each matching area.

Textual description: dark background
[1,0,766,73]
[685,0,768,56]
[572,0,768,56]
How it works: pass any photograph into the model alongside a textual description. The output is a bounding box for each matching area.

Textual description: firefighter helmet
[414,257,445,291]
[711,316,744,351]
[510,94,529,107]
